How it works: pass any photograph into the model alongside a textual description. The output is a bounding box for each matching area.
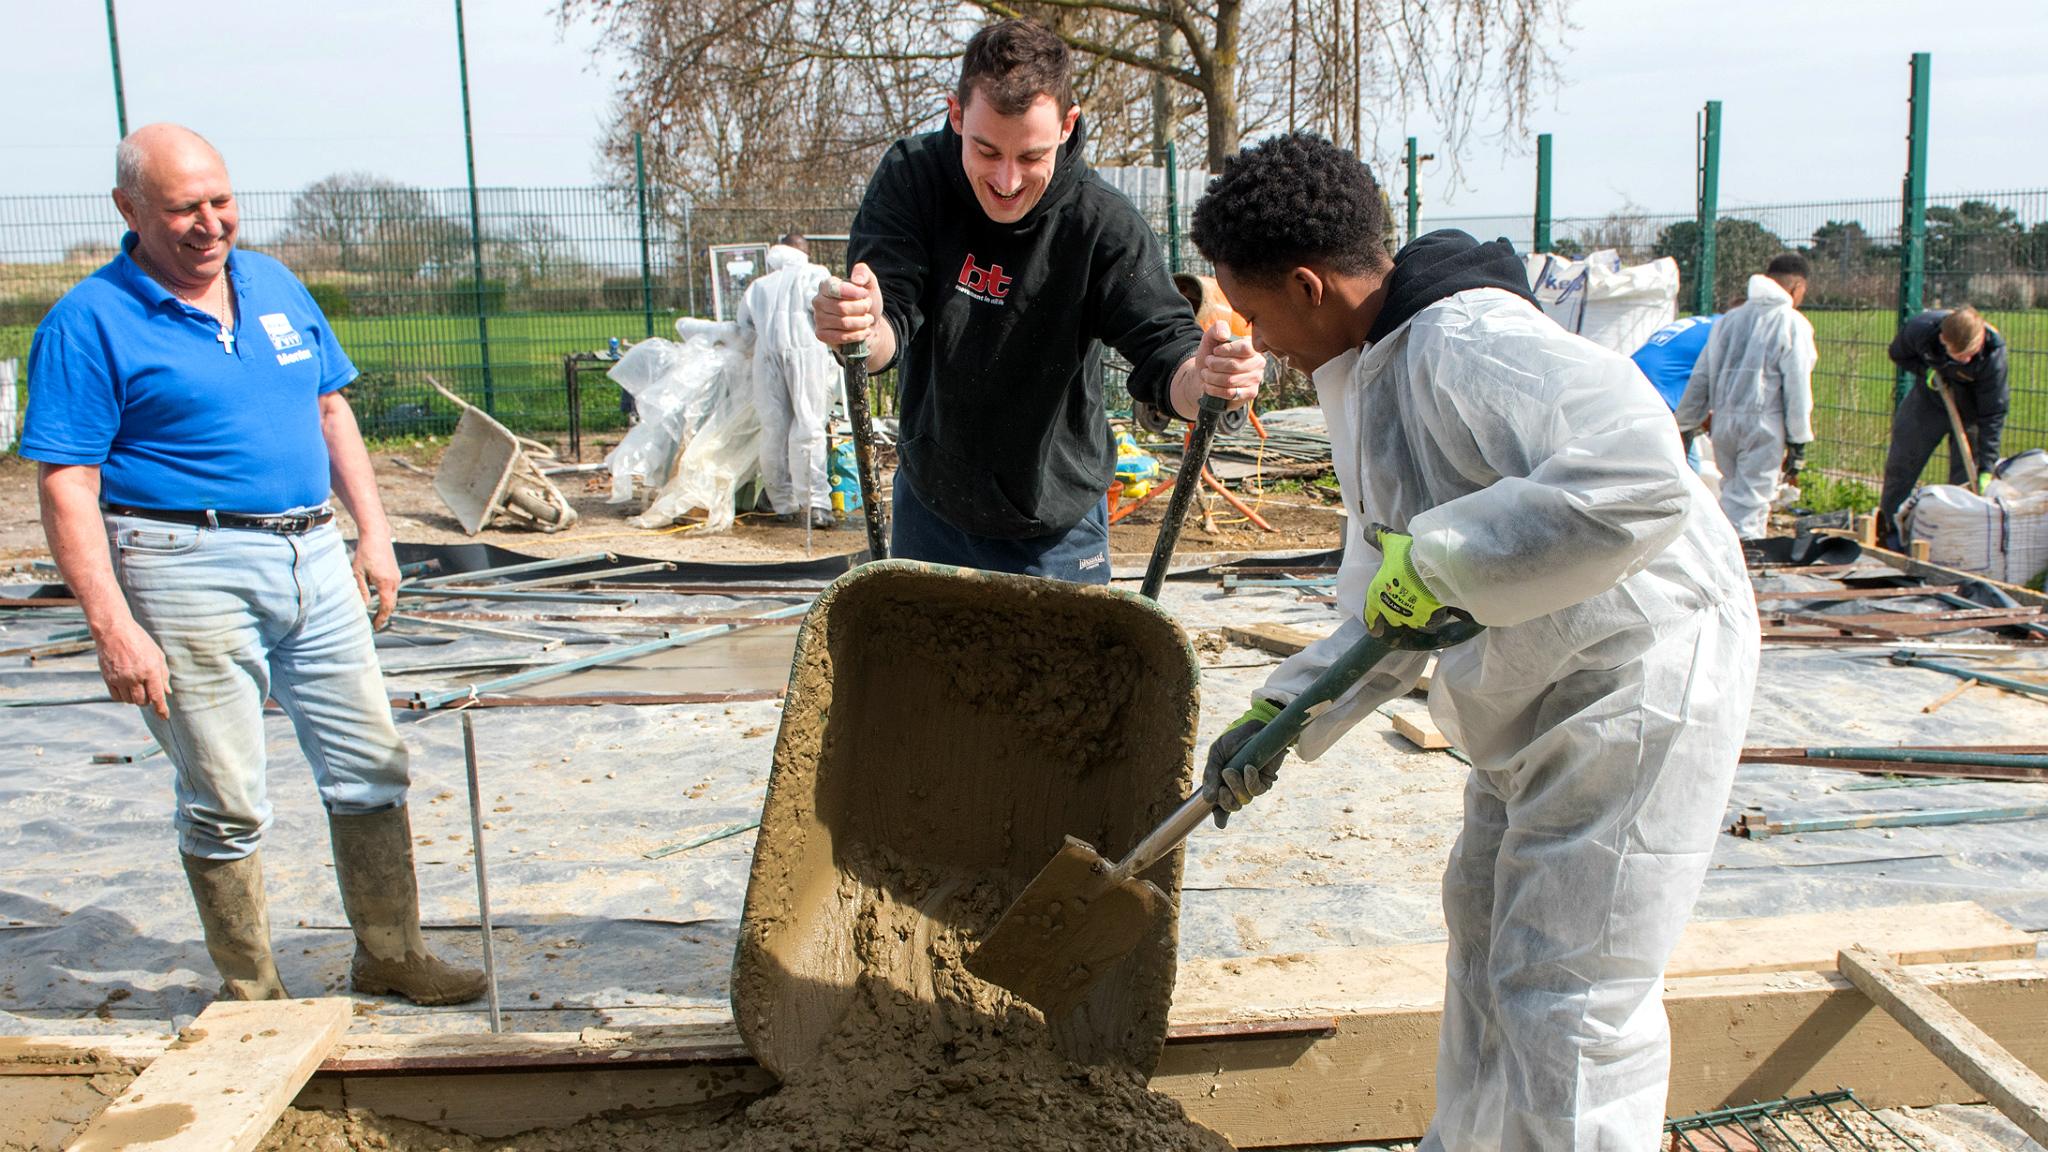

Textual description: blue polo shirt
[22,234,356,513]
[1629,314,1718,411]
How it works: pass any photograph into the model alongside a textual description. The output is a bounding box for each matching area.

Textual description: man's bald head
[116,124,226,203]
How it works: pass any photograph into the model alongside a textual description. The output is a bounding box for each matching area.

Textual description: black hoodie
[1368,230,1537,344]
[848,119,1202,539]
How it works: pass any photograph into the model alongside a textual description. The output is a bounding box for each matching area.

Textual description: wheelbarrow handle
[1110,616,1486,883]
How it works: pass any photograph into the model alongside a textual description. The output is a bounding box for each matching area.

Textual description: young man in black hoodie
[1188,134,1757,1151]
[812,19,1265,582]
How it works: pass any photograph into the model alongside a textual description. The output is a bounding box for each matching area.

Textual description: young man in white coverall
[1675,253,1818,540]
[738,232,838,529]
[1188,133,1761,1151]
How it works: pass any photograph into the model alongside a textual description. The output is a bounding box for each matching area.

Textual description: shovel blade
[967,836,1168,1017]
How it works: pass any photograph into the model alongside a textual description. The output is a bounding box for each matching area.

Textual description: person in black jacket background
[1879,306,2008,546]
[812,18,1266,583]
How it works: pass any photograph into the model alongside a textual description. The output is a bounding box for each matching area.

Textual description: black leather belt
[106,505,335,535]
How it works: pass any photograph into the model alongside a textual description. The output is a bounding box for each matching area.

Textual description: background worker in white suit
[1676,253,1818,540]
[738,232,837,529]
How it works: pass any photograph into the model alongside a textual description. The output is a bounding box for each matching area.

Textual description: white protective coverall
[737,244,837,515]
[1257,281,1758,1150]
[1674,274,1816,539]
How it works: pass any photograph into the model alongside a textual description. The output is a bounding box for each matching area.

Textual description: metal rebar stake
[461,712,502,1033]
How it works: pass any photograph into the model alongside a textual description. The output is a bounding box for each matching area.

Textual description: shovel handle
[1138,392,1229,601]
[1110,616,1486,883]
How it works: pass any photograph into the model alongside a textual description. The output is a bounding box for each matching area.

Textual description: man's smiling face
[948,88,1077,225]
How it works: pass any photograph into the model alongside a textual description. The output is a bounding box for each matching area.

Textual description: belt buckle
[279,514,311,535]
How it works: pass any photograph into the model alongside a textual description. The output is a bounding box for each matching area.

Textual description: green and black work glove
[1782,442,1808,483]
[1365,525,1447,636]
[1203,699,1287,829]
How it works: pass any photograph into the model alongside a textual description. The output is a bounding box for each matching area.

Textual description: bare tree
[285,173,469,276]
[559,0,1570,189]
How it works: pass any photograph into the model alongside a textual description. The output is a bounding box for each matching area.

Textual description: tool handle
[1109,616,1485,883]
[824,277,871,364]
[1138,392,1230,601]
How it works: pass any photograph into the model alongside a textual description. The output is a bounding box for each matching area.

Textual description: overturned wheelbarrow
[731,560,1199,1078]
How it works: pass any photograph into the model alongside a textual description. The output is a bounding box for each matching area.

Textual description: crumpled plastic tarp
[603,319,763,534]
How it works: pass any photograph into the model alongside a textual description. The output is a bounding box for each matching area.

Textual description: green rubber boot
[181,851,290,1001]
[329,808,487,1006]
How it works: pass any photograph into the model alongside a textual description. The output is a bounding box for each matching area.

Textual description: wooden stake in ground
[1837,943,2048,1147]
[65,997,351,1152]
[1922,678,1977,713]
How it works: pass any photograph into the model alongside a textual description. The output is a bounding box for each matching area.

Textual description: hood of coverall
[1742,273,1794,310]
[763,243,808,273]
[1369,229,1538,344]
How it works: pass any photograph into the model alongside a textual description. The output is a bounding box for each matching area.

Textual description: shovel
[826,277,888,562]
[968,614,1485,1015]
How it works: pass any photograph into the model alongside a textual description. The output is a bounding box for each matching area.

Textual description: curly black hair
[1190,133,1391,283]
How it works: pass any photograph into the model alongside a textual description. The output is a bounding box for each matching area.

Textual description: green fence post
[1533,133,1553,253]
[1405,136,1421,244]
[682,196,697,318]
[1695,100,1721,315]
[454,0,495,413]
[1896,52,1931,406]
[1165,139,1181,273]
[634,132,655,340]
[104,0,128,138]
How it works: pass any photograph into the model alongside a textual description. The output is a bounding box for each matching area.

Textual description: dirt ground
[0,442,1342,567]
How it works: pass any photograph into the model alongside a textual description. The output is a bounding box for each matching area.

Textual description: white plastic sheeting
[1524,249,1681,355]
[603,319,764,534]
[0,358,17,454]
[1902,448,2048,586]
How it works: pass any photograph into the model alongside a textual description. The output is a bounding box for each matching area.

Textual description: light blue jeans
[107,514,410,859]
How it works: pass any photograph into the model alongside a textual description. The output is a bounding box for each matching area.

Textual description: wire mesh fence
[3,177,2044,493]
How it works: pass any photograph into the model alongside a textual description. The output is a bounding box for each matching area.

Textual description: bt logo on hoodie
[955,254,1012,305]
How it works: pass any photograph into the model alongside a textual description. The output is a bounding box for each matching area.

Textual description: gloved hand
[1202,699,1287,828]
[1365,524,1447,635]
[1782,441,1808,483]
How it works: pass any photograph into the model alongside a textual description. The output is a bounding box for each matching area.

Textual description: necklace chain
[132,246,232,349]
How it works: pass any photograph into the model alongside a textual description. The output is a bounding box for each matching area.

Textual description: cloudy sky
[5,0,2045,219]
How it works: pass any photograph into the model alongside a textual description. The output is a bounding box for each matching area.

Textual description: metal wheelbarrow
[729,559,1200,1078]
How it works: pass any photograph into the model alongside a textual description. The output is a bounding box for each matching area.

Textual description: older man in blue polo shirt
[23,123,483,1006]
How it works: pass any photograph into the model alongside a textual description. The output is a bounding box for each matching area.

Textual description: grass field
[6,306,2045,490]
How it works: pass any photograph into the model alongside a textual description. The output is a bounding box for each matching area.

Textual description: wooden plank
[1754,584,1959,602]
[1388,711,1450,750]
[13,962,2048,1149]
[64,998,349,1152]
[1167,901,2033,1024]
[9,908,2039,1149]
[1165,960,2048,1146]
[1865,545,2048,609]
[1222,623,1320,657]
[1838,944,2048,1147]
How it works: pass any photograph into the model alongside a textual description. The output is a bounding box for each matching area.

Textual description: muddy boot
[329,808,488,1006]
[181,852,290,1001]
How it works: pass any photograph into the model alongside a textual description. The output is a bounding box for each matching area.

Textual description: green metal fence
[4,175,2045,493]
[0,184,863,442]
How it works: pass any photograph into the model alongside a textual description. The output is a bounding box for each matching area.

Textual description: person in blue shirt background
[1631,314,1718,471]
[23,123,484,1008]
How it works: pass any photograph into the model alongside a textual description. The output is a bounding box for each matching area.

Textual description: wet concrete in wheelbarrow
[256,562,1228,1150]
